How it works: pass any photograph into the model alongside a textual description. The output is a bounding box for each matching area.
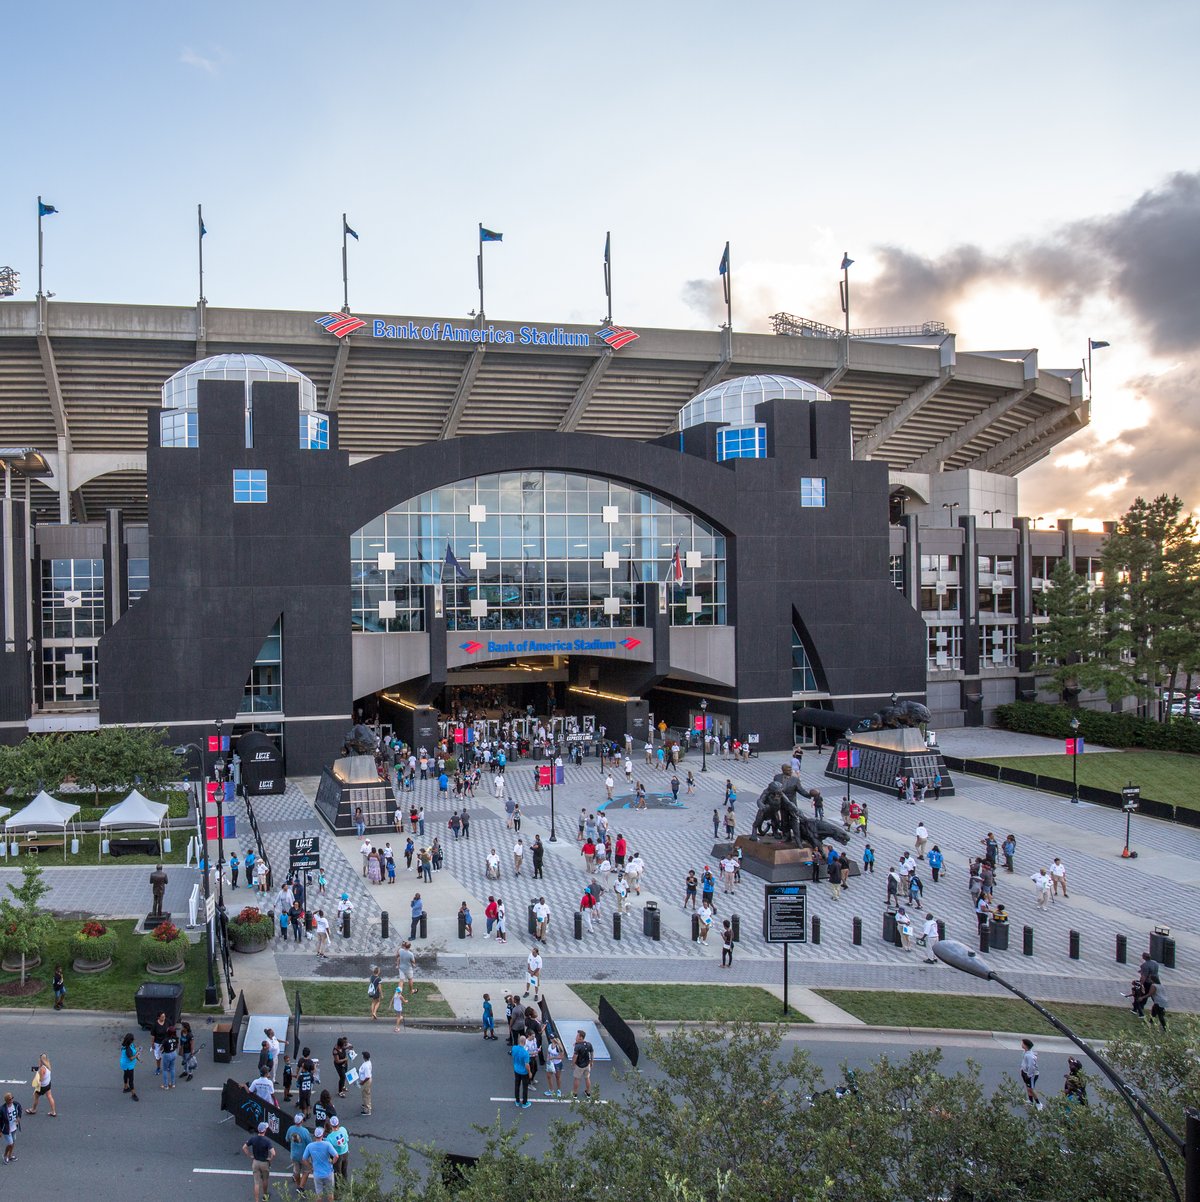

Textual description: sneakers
[544,1090,553,1097]
[1036,1101,1044,1111]
[521,1100,532,1108]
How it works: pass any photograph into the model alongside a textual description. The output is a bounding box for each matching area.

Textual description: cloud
[857,172,1200,518]
[180,47,223,74]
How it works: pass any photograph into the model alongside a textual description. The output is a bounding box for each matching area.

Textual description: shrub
[228,906,273,945]
[70,925,118,962]
[995,701,1200,754]
[144,922,188,966]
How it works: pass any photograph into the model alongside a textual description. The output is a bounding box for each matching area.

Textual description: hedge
[994,701,1200,754]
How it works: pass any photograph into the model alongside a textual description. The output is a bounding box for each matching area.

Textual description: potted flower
[228,906,273,953]
[145,920,188,974]
[70,920,117,973]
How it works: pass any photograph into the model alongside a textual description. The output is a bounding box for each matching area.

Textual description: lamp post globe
[1069,714,1080,803]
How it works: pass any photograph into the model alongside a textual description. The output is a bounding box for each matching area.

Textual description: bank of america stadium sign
[368,320,638,348]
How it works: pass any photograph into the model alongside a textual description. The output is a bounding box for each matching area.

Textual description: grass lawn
[568,982,811,1024]
[814,989,1176,1040]
[977,749,1200,811]
[3,788,190,824]
[3,831,188,866]
[282,978,454,1020]
[0,919,220,1014]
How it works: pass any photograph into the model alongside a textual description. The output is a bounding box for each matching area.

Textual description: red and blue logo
[619,637,641,650]
[315,312,367,338]
[595,325,640,350]
[459,640,483,654]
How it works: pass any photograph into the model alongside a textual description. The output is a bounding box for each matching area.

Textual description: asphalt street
[0,1012,1080,1201]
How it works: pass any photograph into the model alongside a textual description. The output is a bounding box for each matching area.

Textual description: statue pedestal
[142,911,171,931]
[734,836,861,884]
[823,728,955,797]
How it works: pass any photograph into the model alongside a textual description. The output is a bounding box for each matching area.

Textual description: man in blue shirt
[286,1113,313,1193]
[303,1128,338,1199]
[511,1039,532,1108]
[410,893,424,939]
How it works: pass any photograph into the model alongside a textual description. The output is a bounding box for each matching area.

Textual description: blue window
[300,412,329,450]
[716,424,766,462]
[792,627,818,694]
[160,409,197,448]
[800,477,826,508]
[233,469,268,504]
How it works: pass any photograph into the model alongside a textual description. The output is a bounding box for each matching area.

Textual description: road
[0,1011,1079,1200]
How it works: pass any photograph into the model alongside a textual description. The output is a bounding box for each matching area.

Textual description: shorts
[572,1064,590,1080]
[3,1133,14,1148]
[1020,1072,1037,1088]
[313,1173,336,1198]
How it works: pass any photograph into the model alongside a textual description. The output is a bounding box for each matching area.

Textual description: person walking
[51,964,66,1011]
[862,844,875,874]
[286,1113,313,1194]
[495,898,508,943]
[332,1037,351,1099]
[512,1035,533,1109]
[532,835,545,879]
[1049,857,1069,898]
[927,845,944,883]
[482,993,497,1041]
[700,866,716,913]
[367,966,383,1020]
[243,1121,277,1202]
[698,901,715,944]
[525,946,542,1000]
[120,1033,141,1102]
[1146,979,1169,1029]
[513,837,525,876]
[570,1030,594,1099]
[886,866,901,909]
[720,919,734,968]
[1020,1038,1043,1110]
[914,822,929,859]
[180,1021,197,1081]
[358,1051,373,1116]
[921,912,940,964]
[392,983,405,1031]
[314,910,331,957]
[302,1127,338,1201]
[1002,834,1017,873]
[1,1092,21,1163]
[1031,868,1052,909]
[544,1031,565,1098]
[683,869,698,910]
[249,1064,277,1108]
[396,941,416,998]
[25,1053,56,1116]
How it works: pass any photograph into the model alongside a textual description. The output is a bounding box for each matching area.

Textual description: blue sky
[5,1,1199,519]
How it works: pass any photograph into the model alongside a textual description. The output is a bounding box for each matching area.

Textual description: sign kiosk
[762,883,807,1015]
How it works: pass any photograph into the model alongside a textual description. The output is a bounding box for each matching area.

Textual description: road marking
[0,1079,29,1085]
[201,1086,224,1091]
[193,1168,294,1178]
[488,1096,606,1105]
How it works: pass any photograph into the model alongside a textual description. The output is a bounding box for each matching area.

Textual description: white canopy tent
[98,791,170,861]
[3,790,82,860]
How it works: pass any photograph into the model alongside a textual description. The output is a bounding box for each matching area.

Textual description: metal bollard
[811,915,821,945]
[1116,933,1127,964]
[978,923,990,953]
[381,910,389,939]
[573,912,583,940]
[457,910,466,940]
[1069,930,1080,960]
[936,919,946,942]
[691,913,700,942]
[342,910,351,939]
[731,913,740,943]
[1023,925,1034,956]
[418,912,427,939]
[613,912,621,940]
[852,916,862,946]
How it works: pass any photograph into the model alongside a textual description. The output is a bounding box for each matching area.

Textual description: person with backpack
[571,1030,594,1099]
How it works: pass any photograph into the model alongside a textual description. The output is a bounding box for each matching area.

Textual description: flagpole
[604,231,612,326]
[477,224,485,329]
[197,204,205,304]
[341,213,350,314]
[37,195,45,299]
[722,240,731,331]
[840,252,851,336]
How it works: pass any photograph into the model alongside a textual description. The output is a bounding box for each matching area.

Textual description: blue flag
[718,243,729,275]
[344,219,359,241]
[1089,339,1110,350]
[38,201,58,217]
[443,542,468,581]
[480,226,503,242]
[841,253,855,270]
[200,218,207,237]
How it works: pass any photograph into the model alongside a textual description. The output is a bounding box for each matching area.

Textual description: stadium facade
[0,298,1103,769]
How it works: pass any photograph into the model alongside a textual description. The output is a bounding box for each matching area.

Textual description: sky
[4,1,1199,526]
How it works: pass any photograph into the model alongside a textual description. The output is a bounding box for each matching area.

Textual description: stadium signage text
[484,637,620,653]
[373,320,590,347]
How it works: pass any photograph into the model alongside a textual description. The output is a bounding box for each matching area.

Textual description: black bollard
[342,910,351,939]
[1023,925,1034,956]
[731,913,740,943]
[811,915,821,945]
[573,912,583,940]
[457,910,466,940]
[418,912,427,939]
[691,913,700,942]
[852,916,862,946]
[613,912,621,941]
[1116,933,1127,964]
[381,910,389,939]
[978,923,989,953]
[1069,929,1080,960]
[936,920,946,942]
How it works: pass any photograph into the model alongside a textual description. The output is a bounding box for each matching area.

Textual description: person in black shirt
[297,1057,315,1117]
[312,1089,336,1130]
[151,1013,169,1077]
[179,1022,196,1081]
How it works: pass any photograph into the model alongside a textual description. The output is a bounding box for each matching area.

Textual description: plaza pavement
[5,733,1199,1023]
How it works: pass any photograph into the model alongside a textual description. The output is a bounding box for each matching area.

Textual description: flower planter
[146,957,185,975]
[72,955,113,974]
[1,952,42,973]
[231,936,270,954]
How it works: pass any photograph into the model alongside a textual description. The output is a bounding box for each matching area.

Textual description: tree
[0,734,71,796]
[67,726,180,802]
[1025,559,1109,699]
[0,861,55,986]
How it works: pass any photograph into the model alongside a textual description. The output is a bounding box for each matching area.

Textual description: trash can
[882,910,897,945]
[1149,932,1176,969]
[643,902,660,941]
[988,921,1010,951]
[134,982,184,1031]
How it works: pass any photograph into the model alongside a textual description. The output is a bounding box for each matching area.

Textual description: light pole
[212,719,228,910]
[1122,781,1140,858]
[934,939,1197,1202]
[982,508,1001,527]
[941,501,960,524]
[548,745,559,843]
[1069,714,1081,803]
[175,739,218,1007]
[700,698,708,774]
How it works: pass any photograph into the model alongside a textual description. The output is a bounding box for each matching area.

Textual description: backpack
[575,1041,593,1068]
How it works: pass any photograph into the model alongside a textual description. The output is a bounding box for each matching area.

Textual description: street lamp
[1122,781,1140,858]
[982,508,1001,526]
[1069,715,1081,803]
[700,699,708,774]
[941,502,960,525]
[175,738,217,1007]
[934,939,1197,1202]
[212,719,228,910]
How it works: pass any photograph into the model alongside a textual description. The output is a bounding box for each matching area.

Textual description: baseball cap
[314,1127,325,1137]
[329,1116,340,1128]
[257,1121,269,1133]
[294,1113,305,1123]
